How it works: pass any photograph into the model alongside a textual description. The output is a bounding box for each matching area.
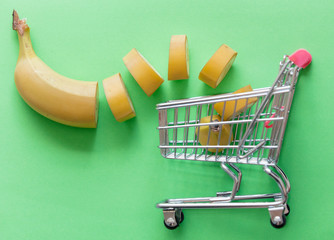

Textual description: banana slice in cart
[214,85,258,120]
[195,115,233,153]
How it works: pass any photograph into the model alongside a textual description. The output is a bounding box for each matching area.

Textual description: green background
[1,0,333,239]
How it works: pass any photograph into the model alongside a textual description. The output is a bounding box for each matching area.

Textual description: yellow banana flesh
[196,115,233,153]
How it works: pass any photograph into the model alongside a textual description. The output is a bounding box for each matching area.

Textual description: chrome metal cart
[156,49,311,229]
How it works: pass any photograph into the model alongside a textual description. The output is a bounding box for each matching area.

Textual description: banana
[12,10,99,128]
[196,115,233,153]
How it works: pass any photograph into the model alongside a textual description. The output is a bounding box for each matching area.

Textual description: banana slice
[199,44,237,88]
[168,35,189,80]
[195,115,233,153]
[103,73,136,122]
[123,48,164,96]
[12,10,98,128]
[214,85,258,120]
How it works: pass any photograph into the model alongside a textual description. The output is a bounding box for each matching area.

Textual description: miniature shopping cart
[156,49,312,229]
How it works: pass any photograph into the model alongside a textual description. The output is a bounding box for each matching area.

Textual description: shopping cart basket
[156,49,312,229]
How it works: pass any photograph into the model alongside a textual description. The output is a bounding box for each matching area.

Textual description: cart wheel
[284,204,290,216]
[180,211,184,223]
[163,211,184,230]
[164,219,179,230]
[270,214,286,229]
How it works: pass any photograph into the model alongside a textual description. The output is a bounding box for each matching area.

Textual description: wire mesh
[157,56,300,166]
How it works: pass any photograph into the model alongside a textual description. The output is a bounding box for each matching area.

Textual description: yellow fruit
[214,85,258,120]
[198,44,237,88]
[168,35,189,80]
[123,48,164,96]
[12,10,98,128]
[103,73,136,122]
[195,115,233,153]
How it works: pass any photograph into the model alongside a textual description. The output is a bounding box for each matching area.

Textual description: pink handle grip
[265,113,276,129]
[289,49,312,68]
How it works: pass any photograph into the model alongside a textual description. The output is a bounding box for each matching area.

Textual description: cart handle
[237,60,290,159]
[289,49,312,69]
[237,49,311,159]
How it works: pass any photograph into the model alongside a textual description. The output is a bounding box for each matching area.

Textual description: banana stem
[13,10,35,59]
[12,10,29,36]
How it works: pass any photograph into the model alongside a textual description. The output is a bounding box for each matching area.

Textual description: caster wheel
[180,211,184,223]
[284,204,290,216]
[163,211,184,230]
[164,220,179,230]
[270,214,286,229]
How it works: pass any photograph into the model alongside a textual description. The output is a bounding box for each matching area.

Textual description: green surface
[1,0,334,239]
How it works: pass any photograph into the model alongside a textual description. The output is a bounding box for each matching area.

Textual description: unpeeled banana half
[12,10,99,128]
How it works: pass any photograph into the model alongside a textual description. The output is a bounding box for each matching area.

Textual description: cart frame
[156,50,311,229]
